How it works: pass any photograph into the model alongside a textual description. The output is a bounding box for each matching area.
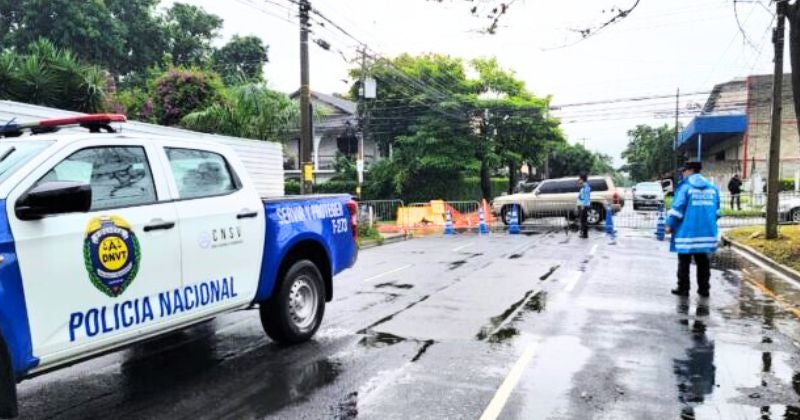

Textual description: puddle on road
[476,291,548,342]
[358,332,406,348]
[357,295,432,334]
[331,391,358,420]
[374,282,414,290]
[121,325,223,396]
[515,336,593,419]
[240,358,342,416]
[540,265,560,281]
[669,258,800,419]
[448,260,467,270]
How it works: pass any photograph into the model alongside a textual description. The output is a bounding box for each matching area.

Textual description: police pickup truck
[0,114,358,417]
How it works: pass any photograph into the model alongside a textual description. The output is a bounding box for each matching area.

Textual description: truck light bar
[0,114,127,138]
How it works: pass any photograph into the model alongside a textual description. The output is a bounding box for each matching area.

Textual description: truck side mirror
[16,181,92,220]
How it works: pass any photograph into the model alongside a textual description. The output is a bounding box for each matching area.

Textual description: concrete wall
[745,75,800,181]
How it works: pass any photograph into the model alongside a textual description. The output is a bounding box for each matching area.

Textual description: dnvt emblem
[83,216,141,297]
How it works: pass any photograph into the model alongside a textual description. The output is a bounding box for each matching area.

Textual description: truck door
[160,146,265,309]
[6,143,182,367]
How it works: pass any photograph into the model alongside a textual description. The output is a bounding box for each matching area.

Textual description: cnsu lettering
[68,277,237,342]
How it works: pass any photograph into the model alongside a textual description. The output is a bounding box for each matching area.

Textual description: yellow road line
[741,268,800,320]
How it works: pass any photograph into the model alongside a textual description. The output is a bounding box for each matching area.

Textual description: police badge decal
[83,216,142,297]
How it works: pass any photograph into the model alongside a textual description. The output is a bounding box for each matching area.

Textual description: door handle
[237,210,258,219]
[143,220,176,232]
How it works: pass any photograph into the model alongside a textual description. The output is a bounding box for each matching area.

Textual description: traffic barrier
[604,204,616,244]
[478,204,490,235]
[655,204,666,241]
[508,204,520,234]
[366,191,794,236]
[444,208,455,235]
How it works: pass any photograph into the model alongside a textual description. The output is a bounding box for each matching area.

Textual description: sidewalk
[359,231,408,249]
[723,225,800,282]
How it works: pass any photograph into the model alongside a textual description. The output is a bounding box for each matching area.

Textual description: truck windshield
[0,141,54,184]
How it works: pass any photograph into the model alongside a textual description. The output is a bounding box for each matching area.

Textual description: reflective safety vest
[666,173,721,254]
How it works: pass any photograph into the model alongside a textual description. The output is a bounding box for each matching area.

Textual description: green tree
[620,124,675,182]
[106,0,168,76]
[0,39,109,112]
[468,59,558,198]
[0,1,227,80]
[164,3,223,67]
[181,83,300,141]
[348,54,561,201]
[2,0,127,74]
[213,35,268,85]
[547,142,612,179]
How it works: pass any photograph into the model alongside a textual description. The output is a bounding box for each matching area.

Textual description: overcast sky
[171,0,779,166]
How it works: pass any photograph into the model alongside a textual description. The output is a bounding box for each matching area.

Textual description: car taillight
[613,191,620,204]
[346,200,358,241]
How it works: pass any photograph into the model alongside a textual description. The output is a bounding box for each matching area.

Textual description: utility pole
[766,0,787,239]
[674,87,679,180]
[299,0,313,194]
[356,46,367,199]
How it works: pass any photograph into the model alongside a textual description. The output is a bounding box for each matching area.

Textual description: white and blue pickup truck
[0,114,358,417]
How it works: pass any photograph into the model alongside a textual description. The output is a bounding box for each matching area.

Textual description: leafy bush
[112,87,155,122]
[152,67,224,126]
[181,83,299,140]
[283,175,508,202]
[285,180,301,195]
[780,178,797,192]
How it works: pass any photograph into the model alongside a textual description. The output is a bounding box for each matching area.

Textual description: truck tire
[501,205,524,226]
[260,259,325,344]
[587,204,605,225]
[791,208,800,224]
[0,340,17,419]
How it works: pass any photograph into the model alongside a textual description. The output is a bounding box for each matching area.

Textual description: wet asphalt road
[17,226,800,419]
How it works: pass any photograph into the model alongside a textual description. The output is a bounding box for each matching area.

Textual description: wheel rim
[504,208,514,224]
[587,208,601,224]
[288,276,319,331]
[792,209,800,223]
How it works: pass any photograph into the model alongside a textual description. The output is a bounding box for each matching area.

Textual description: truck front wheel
[0,339,17,419]
[260,259,325,344]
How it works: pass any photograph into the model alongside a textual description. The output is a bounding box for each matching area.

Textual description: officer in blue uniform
[666,161,721,297]
[577,174,591,239]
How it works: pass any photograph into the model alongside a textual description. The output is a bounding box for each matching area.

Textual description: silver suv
[492,176,623,225]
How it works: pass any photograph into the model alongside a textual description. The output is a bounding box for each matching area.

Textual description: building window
[715,151,726,161]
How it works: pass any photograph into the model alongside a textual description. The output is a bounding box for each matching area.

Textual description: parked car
[492,176,623,225]
[0,115,359,417]
[513,181,539,193]
[632,182,665,211]
[778,195,800,223]
[660,178,675,196]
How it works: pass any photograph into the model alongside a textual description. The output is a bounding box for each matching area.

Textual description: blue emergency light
[0,114,127,138]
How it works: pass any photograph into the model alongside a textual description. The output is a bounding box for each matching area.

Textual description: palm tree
[0,39,109,113]
[182,83,316,142]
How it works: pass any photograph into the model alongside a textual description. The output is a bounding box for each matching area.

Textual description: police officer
[577,174,591,239]
[666,161,721,297]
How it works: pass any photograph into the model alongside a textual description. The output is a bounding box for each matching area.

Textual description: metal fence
[490,192,800,232]
[358,200,405,227]
[357,193,799,236]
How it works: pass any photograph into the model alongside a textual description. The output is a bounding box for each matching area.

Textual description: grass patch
[726,225,800,272]
[720,208,764,218]
[358,224,384,246]
[664,196,763,217]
